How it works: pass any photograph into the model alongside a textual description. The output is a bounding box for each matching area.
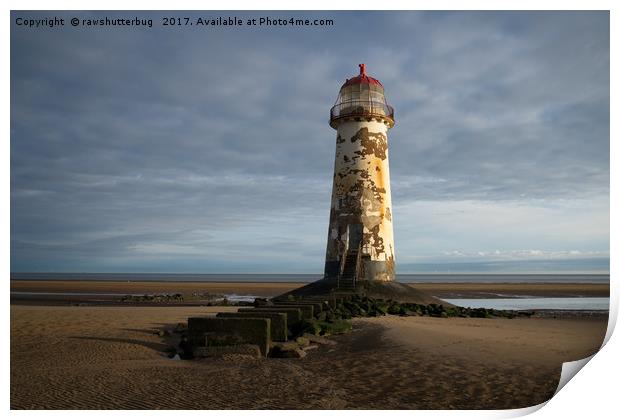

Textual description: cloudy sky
[11,11,609,273]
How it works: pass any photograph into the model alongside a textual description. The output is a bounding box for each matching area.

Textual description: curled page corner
[554,354,596,396]
[498,294,616,418]
[503,354,600,418]
[602,292,618,347]
[500,400,548,418]
[552,289,619,396]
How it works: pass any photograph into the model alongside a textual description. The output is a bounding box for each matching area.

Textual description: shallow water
[442,297,610,311]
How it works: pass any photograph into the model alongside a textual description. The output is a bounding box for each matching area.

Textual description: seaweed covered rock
[174,322,188,333]
[253,298,274,307]
[317,320,352,335]
[293,319,321,337]
[120,293,184,303]
[303,333,337,346]
[295,336,310,346]
[270,342,307,358]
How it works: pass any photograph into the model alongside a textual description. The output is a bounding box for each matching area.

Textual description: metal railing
[337,238,349,289]
[352,245,362,289]
[337,243,363,290]
[330,100,394,126]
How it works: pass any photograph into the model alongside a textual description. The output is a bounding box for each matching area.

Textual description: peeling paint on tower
[324,64,396,283]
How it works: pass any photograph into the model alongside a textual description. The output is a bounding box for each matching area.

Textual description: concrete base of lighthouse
[274,277,448,306]
[324,260,394,282]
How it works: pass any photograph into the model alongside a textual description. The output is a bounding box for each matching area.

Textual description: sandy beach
[11,303,608,409]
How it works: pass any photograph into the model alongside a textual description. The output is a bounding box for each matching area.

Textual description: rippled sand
[10,305,607,409]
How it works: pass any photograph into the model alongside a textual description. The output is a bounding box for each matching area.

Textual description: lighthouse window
[340,90,351,103]
[371,91,385,102]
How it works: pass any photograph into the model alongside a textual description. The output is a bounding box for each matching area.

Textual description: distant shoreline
[9,272,611,284]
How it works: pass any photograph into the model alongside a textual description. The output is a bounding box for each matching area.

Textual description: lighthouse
[324,64,396,288]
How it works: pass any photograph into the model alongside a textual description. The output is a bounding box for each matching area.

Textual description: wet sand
[10,280,301,297]
[10,305,608,409]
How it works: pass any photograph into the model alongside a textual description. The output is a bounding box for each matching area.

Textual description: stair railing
[337,243,363,290]
[352,243,362,289]
[337,239,349,289]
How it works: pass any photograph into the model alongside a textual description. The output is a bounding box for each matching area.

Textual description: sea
[9,272,610,283]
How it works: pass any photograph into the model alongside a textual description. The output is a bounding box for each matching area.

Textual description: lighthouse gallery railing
[330,100,394,123]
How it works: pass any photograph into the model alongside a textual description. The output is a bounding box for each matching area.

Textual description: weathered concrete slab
[238,307,302,324]
[217,312,287,342]
[297,301,324,313]
[187,317,271,356]
[296,296,337,309]
[268,304,314,319]
[304,298,331,307]
[193,344,261,358]
[273,300,322,313]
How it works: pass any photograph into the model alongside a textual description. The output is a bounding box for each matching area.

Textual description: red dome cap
[341,64,384,88]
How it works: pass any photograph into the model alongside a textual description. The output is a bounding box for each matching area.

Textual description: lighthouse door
[348,223,364,250]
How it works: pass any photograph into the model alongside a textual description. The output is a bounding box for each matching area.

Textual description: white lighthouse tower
[324,64,396,288]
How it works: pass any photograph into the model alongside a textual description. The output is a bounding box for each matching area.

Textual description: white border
[4,1,617,419]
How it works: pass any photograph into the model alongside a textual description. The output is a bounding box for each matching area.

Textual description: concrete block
[217,312,287,342]
[299,301,324,313]
[269,304,314,319]
[298,296,336,309]
[187,317,271,356]
[238,307,302,324]
[271,299,323,313]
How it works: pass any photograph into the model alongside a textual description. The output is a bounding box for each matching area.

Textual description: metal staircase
[338,246,361,290]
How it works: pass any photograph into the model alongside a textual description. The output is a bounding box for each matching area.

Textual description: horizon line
[10,271,610,276]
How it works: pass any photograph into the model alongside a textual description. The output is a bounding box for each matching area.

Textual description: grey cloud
[10,11,609,272]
